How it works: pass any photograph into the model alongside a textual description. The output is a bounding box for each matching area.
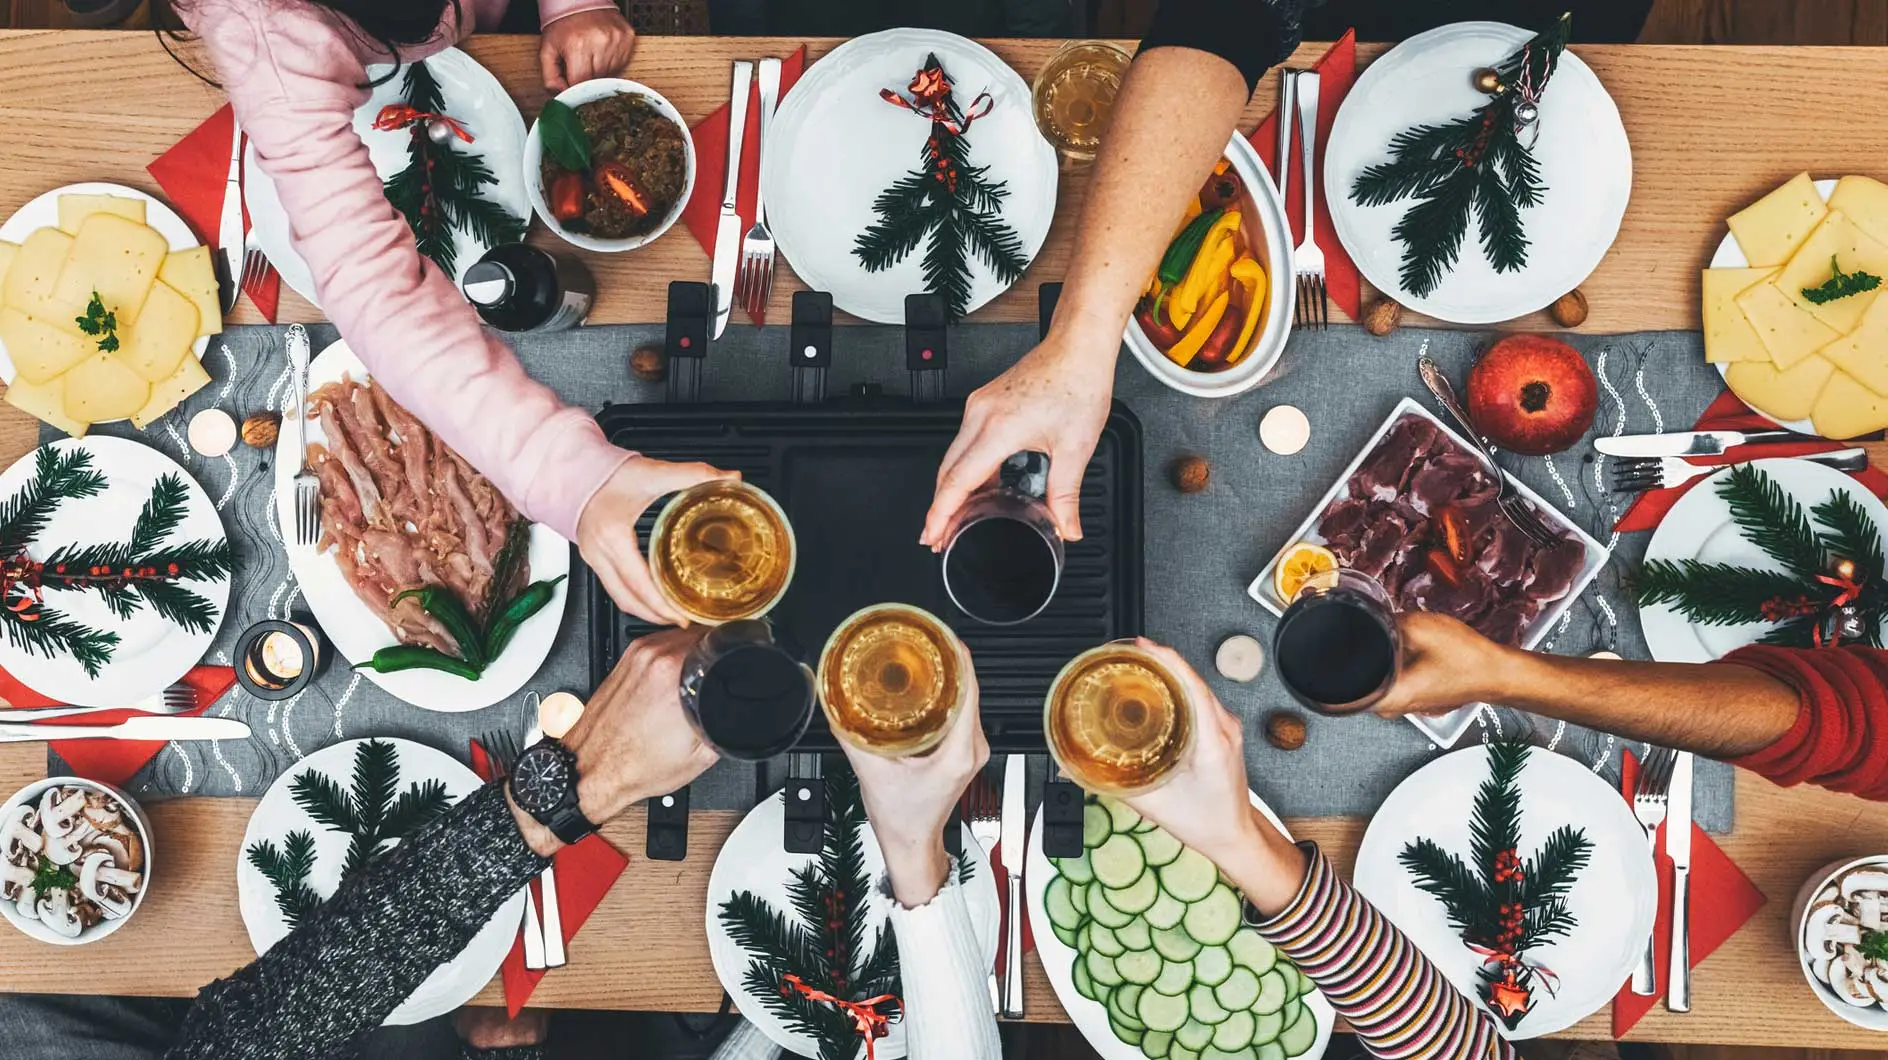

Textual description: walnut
[1170,454,1209,494]
[240,412,280,449]
[1549,288,1589,328]
[629,344,667,383]
[1265,711,1307,751]
[1361,298,1402,337]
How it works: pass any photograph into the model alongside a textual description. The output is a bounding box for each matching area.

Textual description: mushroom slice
[33,889,83,938]
[77,852,133,920]
[14,890,39,922]
[43,821,96,867]
[0,860,32,903]
[1831,953,1879,1007]
[38,789,85,838]
[85,832,130,868]
[1861,896,1885,932]
[1,804,41,861]
[1867,964,1888,1005]
[1813,955,1834,984]
[1806,903,1862,960]
[1839,870,1888,903]
[1819,885,1842,904]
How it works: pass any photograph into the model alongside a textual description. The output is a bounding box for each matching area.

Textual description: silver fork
[961,770,1002,1012]
[1418,354,1560,546]
[241,232,274,305]
[1,683,197,723]
[737,57,782,324]
[1609,447,1869,493]
[1290,70,1327,330]
[286,324,320,548]
[1630,745,1678,996]
[483,728,551,972]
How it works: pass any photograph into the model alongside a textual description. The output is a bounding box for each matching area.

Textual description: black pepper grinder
[462,243,596,333]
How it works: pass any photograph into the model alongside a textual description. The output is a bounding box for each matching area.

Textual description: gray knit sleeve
[167,781,548,1060]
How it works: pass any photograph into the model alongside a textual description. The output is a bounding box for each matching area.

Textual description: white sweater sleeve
[709,1016,779,1060]
[887,876,1002,1060]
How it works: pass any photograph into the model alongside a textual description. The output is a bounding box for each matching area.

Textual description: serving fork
[481,728,554,971]
[1417,354,1560,546]
[1608,447,1869,493]
[286,324,320,549]
[1290,71,1327,330]
[1629,745,1678,996]
[961,769,1002,1012]
[737,57,782,324]
[0,683,197,723]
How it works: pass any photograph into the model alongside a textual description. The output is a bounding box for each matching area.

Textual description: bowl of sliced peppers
[1124,133,1293,398]
[525,78,695,253]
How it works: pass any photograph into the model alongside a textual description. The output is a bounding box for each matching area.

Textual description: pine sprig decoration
[382,61,527,278]
[246,830,322,930]
[1633,561,1819,626]
[0,448,106,555]
[289,740,454,882]
[1719,463,1826,577]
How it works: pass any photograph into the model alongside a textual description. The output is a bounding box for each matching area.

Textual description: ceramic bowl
[524,78,695,253]
[1792,854,1888,1030]
[0,777,154,946]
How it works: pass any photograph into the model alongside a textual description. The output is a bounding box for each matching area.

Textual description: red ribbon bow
[877,86,994,135]
[779,974,902,1060]
[371,104,475,143]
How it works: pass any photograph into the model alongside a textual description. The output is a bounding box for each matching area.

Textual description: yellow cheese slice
[1821,291,1888,396]
[64,213,168,327]
[56,193,147,236]
[1702,267,1778,363]
[1829,176,1888,248]
[1774,211,1888,332]
[113,280,197,383]
[1725,354,1836,423]
[4,376,88,438]
[1736,279,1840,369]
[62,352,151,423]
[0,307,92,384]
[1812,369,1888,439]
[0,228,86,335]
[131,354,210,429]
[158,247,222,338]
[1727,173,1828,268]
[0,241,17,294]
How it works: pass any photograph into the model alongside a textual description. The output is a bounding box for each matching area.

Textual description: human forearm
[887,876,1001,1060]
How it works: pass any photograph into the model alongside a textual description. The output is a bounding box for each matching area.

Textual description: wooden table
[3,29,1888,1049]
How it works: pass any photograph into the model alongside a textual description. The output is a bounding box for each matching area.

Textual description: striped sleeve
[1251,844,1515,1060]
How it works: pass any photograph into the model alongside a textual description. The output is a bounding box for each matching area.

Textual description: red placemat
[147,103,282,322]
[0,665,235,787]
[1250,30,1361,323]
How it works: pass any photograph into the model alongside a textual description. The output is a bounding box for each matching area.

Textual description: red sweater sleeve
[1714,645,1888,801]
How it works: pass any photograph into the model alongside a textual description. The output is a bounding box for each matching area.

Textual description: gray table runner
[58,320,1735,831]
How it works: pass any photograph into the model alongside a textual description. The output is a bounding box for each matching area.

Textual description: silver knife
[218,116,247,315]
[525,716,567,969]
[1665,751,1694,1012]
[0,716,250,743]
[711,61,754,340]
[1594,428,1805,458]
[999,753,1026,1019]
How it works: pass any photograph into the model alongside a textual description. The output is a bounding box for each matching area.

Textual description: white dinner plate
[705,787,1000,1060]
[272,339,569,712]
[1024,792,1335,1060]
[1706,177,1838,432]
[1354,743,1656,1039]
[0,182,211,406]
[236,738,524,1026]
[244,47,529,309]
[1325,22,1632,324]
[1640,456,1887,662]
[759,28,1057,323]
[0,437,228,706]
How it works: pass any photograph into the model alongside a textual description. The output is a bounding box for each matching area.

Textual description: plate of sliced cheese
[0,183,219,437]
[1706,173,1888,439]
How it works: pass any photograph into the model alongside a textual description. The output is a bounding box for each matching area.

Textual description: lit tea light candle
[1260,405,1310,456]
[234,619,326,699]
[537,691,585,739]
[188,409,238,457]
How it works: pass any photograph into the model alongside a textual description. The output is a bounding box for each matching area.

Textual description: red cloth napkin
[0,665,235,788]
[989,838,1036,981]
[1614,391,1888,533]
[680,47,810,327]
[1610,750,1766,1038]
[147,103,282,322]
[469,739,630,1018]
[1250,30,1361,323]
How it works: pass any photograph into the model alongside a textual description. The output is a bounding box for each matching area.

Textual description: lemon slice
[1274,542,1339,603]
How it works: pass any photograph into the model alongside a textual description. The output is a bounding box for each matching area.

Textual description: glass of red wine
[941,484,1065,625]
[678,619,816,760]
[1272,568,1402,715]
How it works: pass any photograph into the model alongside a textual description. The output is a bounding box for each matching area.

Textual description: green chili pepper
[483,575,569,659]
[390,586,486,671]
[1150,207,1224,326]
[353,645,483,681]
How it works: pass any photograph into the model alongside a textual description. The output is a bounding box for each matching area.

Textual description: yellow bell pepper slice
[1166,291,1230,368]
[1225,257,1268,366]
[1170,211,1241,327]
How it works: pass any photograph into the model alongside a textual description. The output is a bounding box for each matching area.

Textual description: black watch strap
[544,802,597,846]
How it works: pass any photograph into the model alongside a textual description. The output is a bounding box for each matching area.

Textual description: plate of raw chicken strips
[272,340,568,712]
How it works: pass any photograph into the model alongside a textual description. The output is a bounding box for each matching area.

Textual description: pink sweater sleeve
[190,1,630,540]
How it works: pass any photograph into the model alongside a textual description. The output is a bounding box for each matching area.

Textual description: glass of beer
[818,603,970,758]
[1031,40,1131,165]
[1044,641,1194,797]
[648,480,795,625]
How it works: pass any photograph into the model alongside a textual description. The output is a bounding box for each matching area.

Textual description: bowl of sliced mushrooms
[0,778,152,945]
[1794,855,1888,1029]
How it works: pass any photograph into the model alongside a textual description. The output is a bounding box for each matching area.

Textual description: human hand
[576,454,739,626]
[843,676,989,908]
[919,332,1115,547]
[1371,612,1514,718]
[539,8,637,92]
[566,626,719,825]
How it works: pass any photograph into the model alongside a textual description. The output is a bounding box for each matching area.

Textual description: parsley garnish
[1863,929,1888,963]
[1801,256,1883,305]
[74,292,120,353]
[30,856,76,898]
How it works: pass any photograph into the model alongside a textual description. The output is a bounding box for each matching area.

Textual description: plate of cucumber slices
[1026,793,1332,1060]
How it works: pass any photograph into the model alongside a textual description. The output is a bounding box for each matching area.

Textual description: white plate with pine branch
[243,47,530,309]
[236,737,525,1026]
[0,436,231,705]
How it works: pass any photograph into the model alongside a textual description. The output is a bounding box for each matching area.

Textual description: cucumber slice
[1138,983,1191,1032]
[1117,948,1163,985]
[1083,803,1112,849]
[1257,1043,1286,1060]
[1052,922,1079,949]
[1046,876,1082,931]
[1210,1010,1255,1051]
[1109,1015,1144,1048]
[1277,999,1304,1035]
[1106,870,1160,916]
[1071,881,1090,919]
[1188,982,1230,1025]
[1087,948,1124,987]
[1175,1017,1214,1052]
[1250,1010,1283,1047]
[1073,954,1095,1000]
[1252,969,1288,1016]
[1089,886,1135,929]
[1145,890,1186,930]
[1200,1046,1250,1060]
[1091,923,1126,957]
[1152,924,1203,962]
[1183,885,1242,946]
[1152,958,1193,996]
[1117,918,1152,952]
[1277,1004,1316,1057]
[1092,833,1147,890]
[1144,1030,1175,1060]
[1133,817,1159,834]
[1158,848,1219,902]
[1106,797,1143,833]
[1057,849,1096,885]
[1076,921,1092,954]
[1295,967,1314,998]
[1139,828,1184,867]
[1214,966,1261,1011]
[1193,945,1233,986]
[1171,1045,1202,1060]
[1227,930,1276,976]
[1111,983,1147,1031]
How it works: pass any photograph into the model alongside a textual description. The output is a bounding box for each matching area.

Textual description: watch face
[511,744,574,816]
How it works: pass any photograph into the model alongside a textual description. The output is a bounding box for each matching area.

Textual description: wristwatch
[508,737,597,845]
